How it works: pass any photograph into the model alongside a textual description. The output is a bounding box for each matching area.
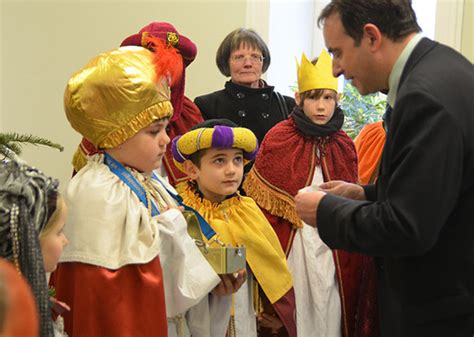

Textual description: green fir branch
[0,132,64,159]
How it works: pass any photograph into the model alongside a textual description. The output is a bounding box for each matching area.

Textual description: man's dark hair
[318,0,421,45]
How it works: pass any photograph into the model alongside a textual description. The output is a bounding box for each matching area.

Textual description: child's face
[301,89,337,125]
[108,119,170,173]
[40,198,68,273]
[187,148,244,203]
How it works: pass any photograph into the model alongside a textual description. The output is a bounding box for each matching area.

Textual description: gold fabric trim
[99,100,172,149]
[178,182,293,304]
[72,146,88,172]
[243,169,304,229]
[334,251,349,337]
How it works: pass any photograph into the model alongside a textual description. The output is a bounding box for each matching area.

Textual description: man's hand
[318,180,366,200]
[257,312,284,331]
[211,269,246,296]
[294,191,326,227]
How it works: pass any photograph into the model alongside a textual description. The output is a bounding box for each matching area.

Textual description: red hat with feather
[121,22,197,122]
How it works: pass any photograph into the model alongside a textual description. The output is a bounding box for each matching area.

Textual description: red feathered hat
[120,22,196,123]
[120,22,197,67]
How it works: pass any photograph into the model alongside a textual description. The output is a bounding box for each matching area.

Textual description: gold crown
[297,49,338,94]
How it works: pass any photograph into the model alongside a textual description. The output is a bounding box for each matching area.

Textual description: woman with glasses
[194,28,295,145]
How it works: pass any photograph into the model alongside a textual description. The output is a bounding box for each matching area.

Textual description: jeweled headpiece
[297,49,338,94]
[171,125,259,172]
[64,42,182,149]
[0,160,58,337]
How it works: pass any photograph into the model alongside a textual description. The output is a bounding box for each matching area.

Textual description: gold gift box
[183,211,246,274]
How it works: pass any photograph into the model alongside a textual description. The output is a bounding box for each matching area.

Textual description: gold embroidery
[141,31,150,48]
[166,32,179,47]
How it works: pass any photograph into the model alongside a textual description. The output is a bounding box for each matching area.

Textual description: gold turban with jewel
[64,43,182,150]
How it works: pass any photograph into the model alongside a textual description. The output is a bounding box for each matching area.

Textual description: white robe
[291,165,342,337]
[62,155,225,337]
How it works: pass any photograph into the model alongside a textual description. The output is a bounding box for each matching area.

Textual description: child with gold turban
[51,43,228,337]
[172,120,297,337]
[71,22,204,187]
[243,50,379,337]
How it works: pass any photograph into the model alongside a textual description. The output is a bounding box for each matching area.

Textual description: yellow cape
[178,183,293,304]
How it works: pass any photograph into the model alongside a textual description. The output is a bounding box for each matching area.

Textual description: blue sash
[151,176,217,241]
[104,153,216,241]
[104,153,160,217]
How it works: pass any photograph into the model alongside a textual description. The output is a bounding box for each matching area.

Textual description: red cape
[244,117,358,239]
[244,117,380,337]
[161,96,203,186]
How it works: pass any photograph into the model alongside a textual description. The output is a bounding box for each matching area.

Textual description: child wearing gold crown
[243,50,379,337]
[171,120,297,337]
[50,43,240,337]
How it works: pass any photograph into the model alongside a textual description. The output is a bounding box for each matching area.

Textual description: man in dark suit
[294,1,474,336]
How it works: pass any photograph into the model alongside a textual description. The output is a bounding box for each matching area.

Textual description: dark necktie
[382,104,392,134]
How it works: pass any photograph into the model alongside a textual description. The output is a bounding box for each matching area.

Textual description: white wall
[461,0,473,62]
[1,0,473,189]
[1,0,247,190]
[267,0,316,96]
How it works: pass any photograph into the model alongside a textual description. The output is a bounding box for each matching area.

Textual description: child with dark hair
[172,120,297,337]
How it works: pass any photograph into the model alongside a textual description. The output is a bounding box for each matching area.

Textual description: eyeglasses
[230,54,265,64]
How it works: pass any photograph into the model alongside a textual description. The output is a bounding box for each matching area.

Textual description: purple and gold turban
[171,125,259,172]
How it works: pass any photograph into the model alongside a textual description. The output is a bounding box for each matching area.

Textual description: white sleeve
[158,208,221,317]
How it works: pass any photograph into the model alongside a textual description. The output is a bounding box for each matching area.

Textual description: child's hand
[161,205,185,213]
[211,269,246,296]
[257,312,284,331]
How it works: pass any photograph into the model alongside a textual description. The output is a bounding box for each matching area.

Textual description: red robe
[244,117,379,337]
[161,97,203,186]
[50,257,167,337]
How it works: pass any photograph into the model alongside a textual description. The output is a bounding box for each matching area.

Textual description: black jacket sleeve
[194,95,214,120]
[317,90,464,257]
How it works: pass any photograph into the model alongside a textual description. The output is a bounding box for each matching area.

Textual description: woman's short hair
[216,28,271,77]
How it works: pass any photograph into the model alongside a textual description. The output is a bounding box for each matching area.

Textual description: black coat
[194,80,295,144]
[318,38,474,337]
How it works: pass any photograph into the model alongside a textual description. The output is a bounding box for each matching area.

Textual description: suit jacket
[317,38,474,337]
[194,80,295,144]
